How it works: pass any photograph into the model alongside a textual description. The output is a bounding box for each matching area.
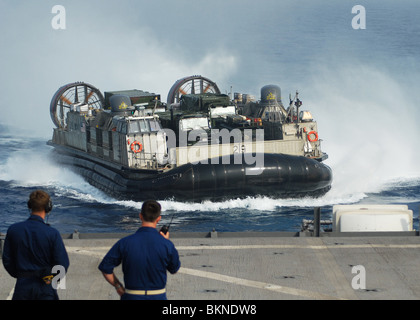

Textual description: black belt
[17,268,54,284]
[17,270,45,279]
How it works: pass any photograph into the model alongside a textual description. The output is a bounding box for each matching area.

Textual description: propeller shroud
[50,82,104,128]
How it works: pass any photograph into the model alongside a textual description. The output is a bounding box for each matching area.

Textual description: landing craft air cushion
[47,75,332,201]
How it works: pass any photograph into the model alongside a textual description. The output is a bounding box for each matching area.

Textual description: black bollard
[314,207,321,237]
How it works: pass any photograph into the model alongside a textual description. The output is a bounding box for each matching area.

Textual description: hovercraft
[47,75,332,201]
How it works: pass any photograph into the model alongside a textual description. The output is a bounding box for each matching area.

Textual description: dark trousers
[12,278,59,300]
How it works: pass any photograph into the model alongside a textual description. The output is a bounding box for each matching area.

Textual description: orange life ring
[307,131,318,142]
[130,141,143,153]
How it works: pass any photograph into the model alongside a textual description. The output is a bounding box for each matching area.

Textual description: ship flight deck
[2,231,420,300]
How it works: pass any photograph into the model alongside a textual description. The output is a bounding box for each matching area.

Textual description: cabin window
[139,119,149,133]
[128,121,140,133]
[117,121,127,134]
[149,120,161,132]
[127,119,150,133]
[117,118,161,134]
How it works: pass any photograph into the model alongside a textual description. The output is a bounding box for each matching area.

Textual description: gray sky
[0,0,419,140]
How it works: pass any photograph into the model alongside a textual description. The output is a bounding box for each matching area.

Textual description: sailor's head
[27,190,52,214]
[140,200,161,222]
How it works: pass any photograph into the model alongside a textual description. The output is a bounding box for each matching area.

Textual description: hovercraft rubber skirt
[50,146,332,202]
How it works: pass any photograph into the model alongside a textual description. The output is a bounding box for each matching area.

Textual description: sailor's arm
[101,272,125,297]
[98,241,124,296]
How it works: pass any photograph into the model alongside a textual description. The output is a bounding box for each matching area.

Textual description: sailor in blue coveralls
[2,190,70,300]
[99,200,181,300]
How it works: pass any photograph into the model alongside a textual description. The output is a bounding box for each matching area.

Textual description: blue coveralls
[2,215,70,300]
[98,227,181,300]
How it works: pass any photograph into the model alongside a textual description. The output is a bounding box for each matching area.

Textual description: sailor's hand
[160,231,170,239]
[115,283,125,297]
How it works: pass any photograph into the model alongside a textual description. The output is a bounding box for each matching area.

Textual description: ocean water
[0,0,419,234]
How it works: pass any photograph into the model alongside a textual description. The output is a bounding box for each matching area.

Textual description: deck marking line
[175,244,420,250]
[178,267,342,300]
[310,239,359,300]
[64,244,420,252]
[65,243,420,257]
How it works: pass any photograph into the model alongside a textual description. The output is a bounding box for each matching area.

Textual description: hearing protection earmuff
[45,199,53,214]
[27,198,53,213]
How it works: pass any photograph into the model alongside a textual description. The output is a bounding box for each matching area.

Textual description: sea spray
[304,63,420,199]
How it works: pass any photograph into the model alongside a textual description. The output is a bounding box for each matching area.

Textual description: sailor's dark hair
[140,200,161,222]
[27,190,52,213]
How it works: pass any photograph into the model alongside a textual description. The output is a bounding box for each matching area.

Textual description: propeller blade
[85,90,94,103]
[179,88,187,96]
[60,96,72,105]
[203,83,211,93]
